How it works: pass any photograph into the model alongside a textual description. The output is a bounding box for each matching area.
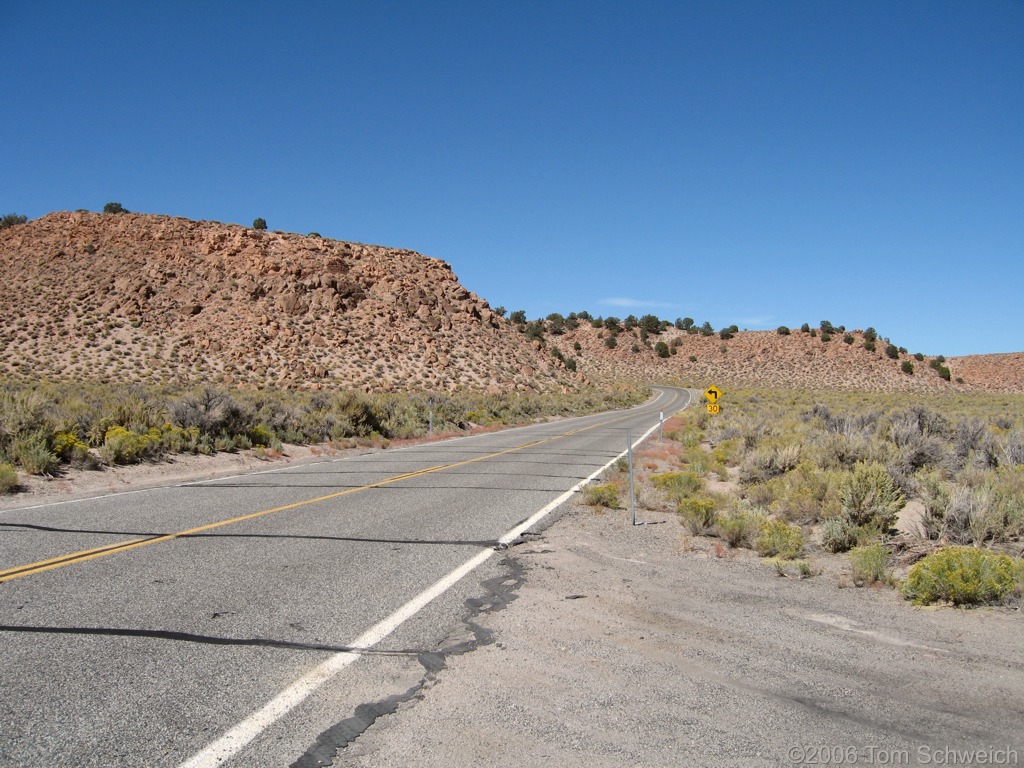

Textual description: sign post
[627,429,636,526]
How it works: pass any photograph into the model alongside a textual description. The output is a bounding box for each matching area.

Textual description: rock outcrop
[0,212,578,392]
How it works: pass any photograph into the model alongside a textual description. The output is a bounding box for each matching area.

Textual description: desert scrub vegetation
[583,482,621,509]
[658,386,1024,603]
[677,495,721,535]
[1,213,29,229]
[754,519,805,559]
[839,462,904,531]
[902,546,1023,606]
[715,501,765,548]
[848,543,892,586]
[646,470,724,533]
[0,379,647,477]
[703,388,1024,528]
[0,463,19,493]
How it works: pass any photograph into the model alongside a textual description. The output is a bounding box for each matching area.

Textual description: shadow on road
[0,521,503,548]
[0,623,428,656]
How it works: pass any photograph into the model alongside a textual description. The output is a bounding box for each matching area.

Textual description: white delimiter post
[628,429,636,526]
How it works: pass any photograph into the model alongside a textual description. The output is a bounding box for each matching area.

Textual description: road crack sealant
[290,555,527,768]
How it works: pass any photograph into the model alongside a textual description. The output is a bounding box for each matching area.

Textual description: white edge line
[177,390,687,767]
[176,547,493,768]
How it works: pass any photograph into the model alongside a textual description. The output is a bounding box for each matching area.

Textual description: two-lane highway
[0,386,691,767]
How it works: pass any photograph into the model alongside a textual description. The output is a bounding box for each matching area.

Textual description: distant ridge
[947,353,1024,393]
[562,324,1021,393]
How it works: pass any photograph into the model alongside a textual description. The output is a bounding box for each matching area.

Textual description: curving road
[0,386,693,767]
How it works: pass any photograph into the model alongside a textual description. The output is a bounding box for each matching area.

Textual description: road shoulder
[339,501,1024,767]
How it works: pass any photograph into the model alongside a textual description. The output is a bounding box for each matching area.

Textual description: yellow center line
[0,403,668,585]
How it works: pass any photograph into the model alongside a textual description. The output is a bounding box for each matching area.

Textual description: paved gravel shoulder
[341,502,1024,768]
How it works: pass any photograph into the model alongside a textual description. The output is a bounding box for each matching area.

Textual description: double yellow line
[0,410,648,585]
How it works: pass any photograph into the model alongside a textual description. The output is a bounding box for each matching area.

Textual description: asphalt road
[0,386,692,767]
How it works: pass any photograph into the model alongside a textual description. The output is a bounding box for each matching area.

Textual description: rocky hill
[947,353,1024,393]
[526,321,1023,394]
[0,212,578,392]
[1,212,1020,395]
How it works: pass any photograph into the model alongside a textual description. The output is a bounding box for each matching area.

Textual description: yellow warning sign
[703,385,722,404]
[706,403,720,415]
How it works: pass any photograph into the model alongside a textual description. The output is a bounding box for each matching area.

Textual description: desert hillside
[1,212,1020,395]
[0,212,579,393]
[519,319,1023,394]
[946,353,1024,393]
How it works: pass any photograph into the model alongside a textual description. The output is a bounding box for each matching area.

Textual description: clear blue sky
[3,1,1022,356]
